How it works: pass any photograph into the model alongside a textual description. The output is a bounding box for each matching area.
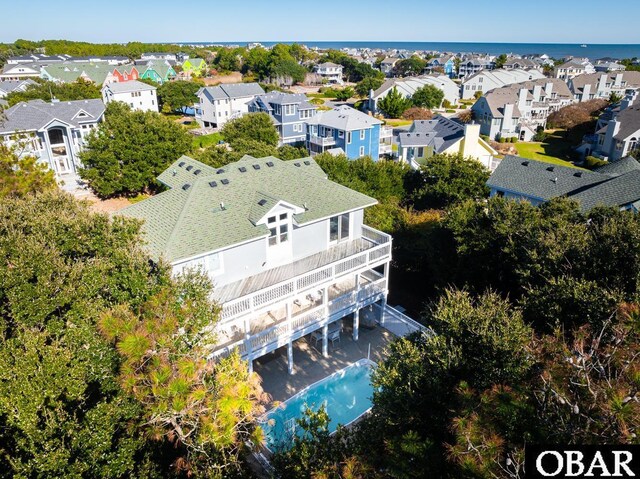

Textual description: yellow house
[398,116,498,171]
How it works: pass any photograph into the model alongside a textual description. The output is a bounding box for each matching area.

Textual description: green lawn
[514,129,585,169]
[192,132,224,149]
[384,119,412,127]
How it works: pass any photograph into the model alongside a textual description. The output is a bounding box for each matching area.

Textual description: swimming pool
[261,358,375,451]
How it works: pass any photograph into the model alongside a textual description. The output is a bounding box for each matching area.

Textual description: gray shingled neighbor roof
[0,79,37,94]
[249,91,315,111]
[103,80,156,93]
[594,156,640,175]
[488,155,640,210]
[118,155,377,263]
[197,83,265,102]
[570,71,640,94]
[612,103,640,141]
[0,99,105,134]
[306,105,382,131]
[398,116,465,151]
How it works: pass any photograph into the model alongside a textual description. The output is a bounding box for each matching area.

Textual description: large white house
[102,80,158,112]
[461,68,546,100]
[0,79,37,98]
[368,75,460,112]
[568,71,640,102]
[398,117,498,171]
[0,98,105,179]
[119,155,422,373]
[313,62,344,84]
[195,83,265,128]
[472,78,574,141]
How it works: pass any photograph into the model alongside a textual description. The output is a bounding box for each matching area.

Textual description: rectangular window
[417,147,424,157]
[340,214,349,240]
[269,228,278,246]
[329,214,350,243]
[338,130,345,139]
[360,129,365,140]
[329,216,339,242]
[284,104,295,115]
[347,132,352,143]
[359,146,365,156]
[268,216,276,224]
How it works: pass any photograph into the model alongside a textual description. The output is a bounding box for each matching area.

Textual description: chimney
[614,73,623,87]
[532,84,542,102]
[544,81,554,97]
[603,118,621,158]
[518,88,528,109]
[598,73,608,89]
[462,123,481,158]
[503,103,515,127]
[582,83,591,102]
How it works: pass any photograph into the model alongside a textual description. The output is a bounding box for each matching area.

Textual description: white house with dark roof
[248,92,317,145]
[555,59,595,80]
[458,56,494,78]
[398,116,498,170]
[472,78,574,141]
[461,68,545,100]
[368,75,460,112]
[313,62,344,84]
[102,80,158,112]
[0,98,105,179]
[195,82,265,128]
[588,97,640,161]
[119,154,423,373]
[488,155,640,212]
[0,63,42,81]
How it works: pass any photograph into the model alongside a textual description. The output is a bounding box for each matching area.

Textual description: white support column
[380,297,387,326]
[354,273,361,306]
[322,324,329,357]
[353,308,360,341]
[248,358,253,374]
[287,341,294,375]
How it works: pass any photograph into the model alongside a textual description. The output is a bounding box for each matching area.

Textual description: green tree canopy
[377,87,412,118]
[411,84,445,109]
[80,102,192,197]
[156,80,201,113]
[220,112,279,148]
[5,79,101,107]
[355,76,384,98]
[0,144,56,197]
[393,56,427,77]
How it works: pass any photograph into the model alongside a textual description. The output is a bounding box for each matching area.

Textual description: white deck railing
[211,276,388,360]
[219,226,391,323]
[378,303,429,337]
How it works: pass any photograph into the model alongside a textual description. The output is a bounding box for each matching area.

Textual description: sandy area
[85,194,132,214]
[202,72,243,85]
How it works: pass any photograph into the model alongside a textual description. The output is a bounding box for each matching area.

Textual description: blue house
[248,92,317,145]
[305,105,386,160]
[427,55,456,78]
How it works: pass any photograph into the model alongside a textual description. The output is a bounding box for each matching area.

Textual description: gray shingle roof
[594,156,640,175]
[398,115,464,152]
[118,155,377,263]
[612,103,640,141]
[197,82,265,102]
[305,105,383,131]
[488,155,640,210]
[0,79,37,94]
[103,80,156,93]
[0,98,105,134]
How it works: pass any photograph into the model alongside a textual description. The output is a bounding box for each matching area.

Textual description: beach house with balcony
[195,82,265,128]
[0,98,105,179]
[102,80,158,112]
[305,105,391,159]
[313,62,344,84]
[118,154,420,374]
[248,91,317,145]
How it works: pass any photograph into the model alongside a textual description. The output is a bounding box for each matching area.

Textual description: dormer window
[268,213,289,246]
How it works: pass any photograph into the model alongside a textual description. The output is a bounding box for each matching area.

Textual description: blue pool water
[262,360,374,451]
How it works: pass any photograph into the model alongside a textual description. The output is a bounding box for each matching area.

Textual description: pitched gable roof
[119,155,377,263]
[305,105,382,131]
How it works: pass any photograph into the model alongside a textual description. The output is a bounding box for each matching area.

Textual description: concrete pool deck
[254,319,396,405]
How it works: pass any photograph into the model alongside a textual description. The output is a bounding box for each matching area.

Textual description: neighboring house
[555,59,595,80]
[426,55,456,78]
[397,117,498,171]
[502,58,542,71]
[248,92,317,145]
[102,80,158,112]
[0,79,37,98]
[182,58,207,77]
[41,62,140,85]
[0,98,105,179]
[5,54,71,65]
[458,56,494,78]
[461,68,546,100]
[313,62,344,84]
[119,154,421,373]
[195,82,265,128]
[111,64,140,83]
[138,61,177,84]
[594,61,626,73]
[368,75,460,112]
[587,97,640,161]
[487,155,640,212]
[0,63,42,80]
[305,105,390,159]
[141,52,185,62]
[380,57,400,76]
[69,56,130,65]
[472,78,574,141]
[568,71,640,102]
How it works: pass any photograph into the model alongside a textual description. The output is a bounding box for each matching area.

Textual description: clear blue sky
[1,0,639,44]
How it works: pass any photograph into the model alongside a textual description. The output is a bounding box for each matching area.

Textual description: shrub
[402,107,434,121]
[442,99,452,109]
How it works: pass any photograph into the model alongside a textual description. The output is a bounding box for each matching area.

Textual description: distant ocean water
[185,41,640,59]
